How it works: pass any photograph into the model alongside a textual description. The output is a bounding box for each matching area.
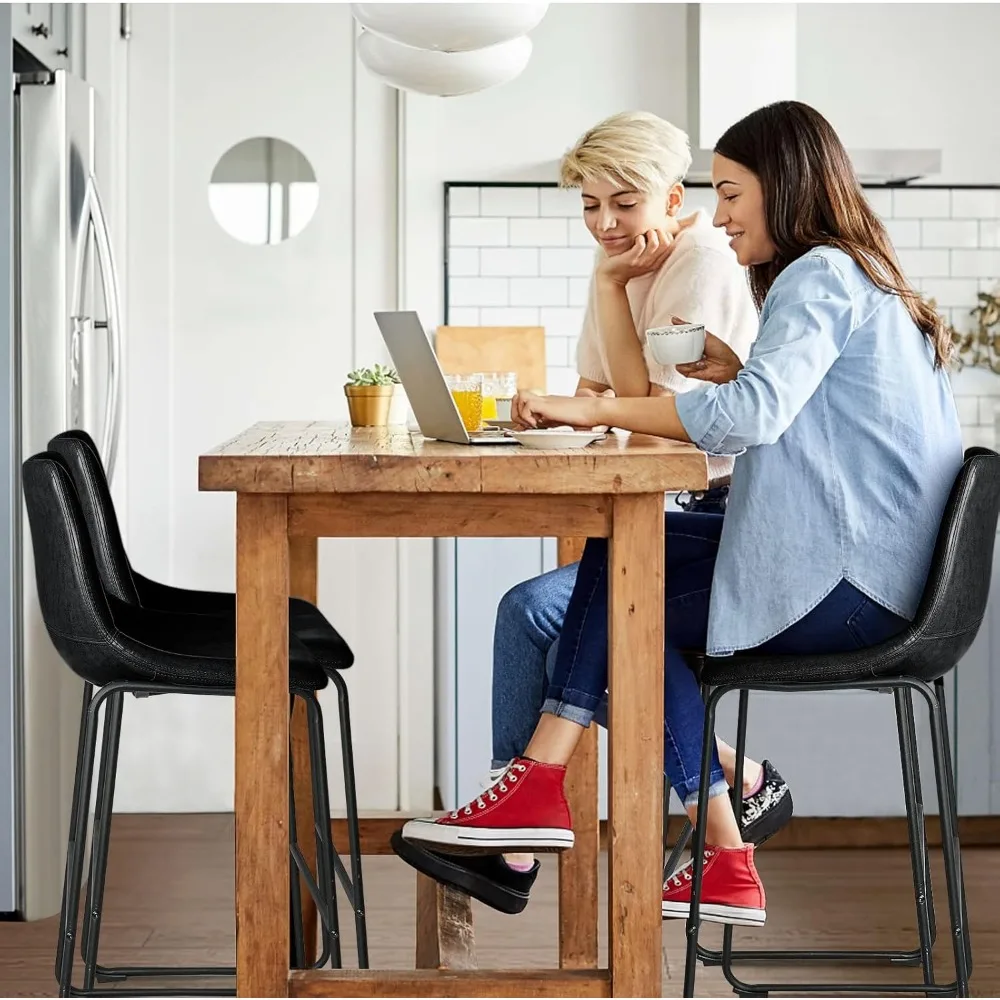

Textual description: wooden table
[199,421,708,998]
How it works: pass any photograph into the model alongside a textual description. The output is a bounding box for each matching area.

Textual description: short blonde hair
[559,111,692,193]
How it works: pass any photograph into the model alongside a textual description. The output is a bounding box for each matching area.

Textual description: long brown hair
[715,101,951,367]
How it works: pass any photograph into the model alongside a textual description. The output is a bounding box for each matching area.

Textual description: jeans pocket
[846,597,906,649]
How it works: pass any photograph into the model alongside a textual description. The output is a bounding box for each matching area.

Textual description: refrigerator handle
[86,175,124,483]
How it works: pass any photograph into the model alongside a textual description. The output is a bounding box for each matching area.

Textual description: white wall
[798,4,1000,412]
[103,3,434,813]
[797,3,1000,185]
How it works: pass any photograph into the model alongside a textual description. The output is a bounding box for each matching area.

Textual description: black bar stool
[680,447,999,997]
[21,452,354,997]
[47,429,368,977]
[662,673,939,971]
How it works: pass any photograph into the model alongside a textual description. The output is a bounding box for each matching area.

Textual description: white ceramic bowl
[512,429,605,450]
[646,322,706,366]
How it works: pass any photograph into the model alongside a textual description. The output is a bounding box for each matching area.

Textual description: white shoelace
[481,762,510,789]
[665,849,715,889]
[450,761,528,818]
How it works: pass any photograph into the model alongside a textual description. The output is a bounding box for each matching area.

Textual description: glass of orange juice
[445,373,483,433]
[479,371,517,422]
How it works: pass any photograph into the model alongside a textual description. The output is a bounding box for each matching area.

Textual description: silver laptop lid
[373,310,471,444]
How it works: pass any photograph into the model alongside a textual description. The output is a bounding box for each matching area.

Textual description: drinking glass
[444,373,483,432]
[479,371,518,422]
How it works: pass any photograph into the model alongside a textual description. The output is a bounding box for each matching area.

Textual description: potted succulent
[344,363,400,427]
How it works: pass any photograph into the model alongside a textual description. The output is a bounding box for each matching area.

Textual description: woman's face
[580,177,680,256]
[711,154,777,266]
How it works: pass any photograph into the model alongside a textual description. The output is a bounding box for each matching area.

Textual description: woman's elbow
[726,420,787,451]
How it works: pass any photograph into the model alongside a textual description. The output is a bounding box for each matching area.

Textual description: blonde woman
[393,112,793,913]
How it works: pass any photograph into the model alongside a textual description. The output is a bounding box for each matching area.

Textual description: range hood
[684,4,941,186]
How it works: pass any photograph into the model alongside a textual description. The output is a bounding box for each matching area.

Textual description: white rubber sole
[401,819,574,854]
[661,901,766,927]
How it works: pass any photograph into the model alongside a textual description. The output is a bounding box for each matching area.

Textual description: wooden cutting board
[434,326,547,394]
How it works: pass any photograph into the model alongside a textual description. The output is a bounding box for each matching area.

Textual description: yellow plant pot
[344,384,394,427]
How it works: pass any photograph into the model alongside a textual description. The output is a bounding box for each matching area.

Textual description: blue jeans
[490,490,727,768]
[491,561,579,768]
[494,511,908,806]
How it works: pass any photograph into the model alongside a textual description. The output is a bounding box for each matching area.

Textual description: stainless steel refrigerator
[0,68,123,918]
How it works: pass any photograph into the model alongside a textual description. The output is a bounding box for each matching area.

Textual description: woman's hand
[674,316,744,385]
[595,229,675,286]
[511,391,603,430]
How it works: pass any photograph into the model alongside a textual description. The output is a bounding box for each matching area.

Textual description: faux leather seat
[24,451,327,692]
[700,446,999,689]
[48,429,354,674]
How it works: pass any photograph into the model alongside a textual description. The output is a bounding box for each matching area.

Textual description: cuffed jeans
[490,490,727,767]
[494,510,908,806]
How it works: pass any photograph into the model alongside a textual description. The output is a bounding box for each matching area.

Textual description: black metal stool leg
[896,689,935,983]
[57,684,100,996]
[77,683,241,995]
[288,741,307,972]
[699,685,938,978]
[701,690,752,971]
[288,765,335,973]
[708,679,964,997]
[934,677,971,978]
[682,684,725,997]
[55,684,94,987]
[924,683,971,996]
[664,818,693,880]
[662,773,673,871]
[902,687,937,948]
[718,690,750,981]
[290,860,306,971]
[328,670,368,968]
[304,692,341,969]
[81,691,125,991]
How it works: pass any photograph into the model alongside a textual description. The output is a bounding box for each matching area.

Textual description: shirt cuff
[675,386,744,456]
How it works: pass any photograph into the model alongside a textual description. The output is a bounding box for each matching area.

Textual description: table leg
[415,873,478,970]
[236,494,290,997]
[607,495,664,997]
[560,724,600,968]
[289,536,319,966]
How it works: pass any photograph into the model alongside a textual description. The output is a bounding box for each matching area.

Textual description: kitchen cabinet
[12,3,71,70]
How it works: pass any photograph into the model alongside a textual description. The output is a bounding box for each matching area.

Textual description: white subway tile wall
[479,186,540,217]
[445,185,1000,445]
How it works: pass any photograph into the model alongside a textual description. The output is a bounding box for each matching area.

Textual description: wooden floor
[1,814,997,997]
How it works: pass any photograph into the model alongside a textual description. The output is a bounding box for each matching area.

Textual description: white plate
[511,429,605,450]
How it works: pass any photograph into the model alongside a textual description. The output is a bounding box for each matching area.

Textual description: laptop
[374,310,519,446]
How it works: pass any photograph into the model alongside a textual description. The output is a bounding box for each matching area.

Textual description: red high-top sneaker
[661,845,766,926]
[401,757,574,853]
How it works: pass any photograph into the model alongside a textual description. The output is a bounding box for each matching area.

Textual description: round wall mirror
[208,137,319,246]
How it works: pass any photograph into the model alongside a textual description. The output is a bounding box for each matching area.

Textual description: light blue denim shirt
[675,246,963,656]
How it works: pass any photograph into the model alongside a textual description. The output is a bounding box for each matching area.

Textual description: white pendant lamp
[356,30,533,98]
[350,3,548,53]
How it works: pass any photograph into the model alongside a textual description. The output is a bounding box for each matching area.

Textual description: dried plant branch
[939,284,1000,375]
